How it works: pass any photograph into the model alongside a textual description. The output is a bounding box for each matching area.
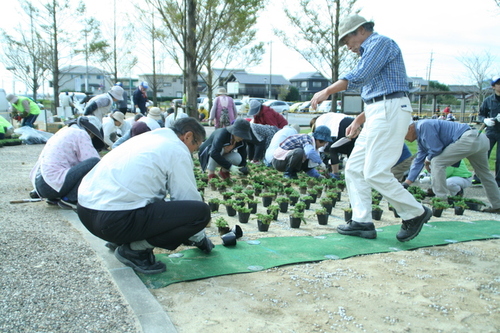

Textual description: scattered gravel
[0,145,141,332]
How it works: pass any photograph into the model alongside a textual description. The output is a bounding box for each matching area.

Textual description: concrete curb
[59,210,177,333]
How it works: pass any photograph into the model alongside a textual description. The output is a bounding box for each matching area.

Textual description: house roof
[60,65,109,75]
[230,72,290,85]
[289,72,328,81]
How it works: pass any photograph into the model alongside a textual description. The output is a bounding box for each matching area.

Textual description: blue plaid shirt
[341,33,408,101]
[280,134,322,164]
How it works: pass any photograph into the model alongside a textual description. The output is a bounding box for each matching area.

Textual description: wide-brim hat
[312,125,333,142]
[111,111,125,125]
[6,94,18,103]
[147,107,162,121]
[339,14,373,46]
[247,100,262,117]
[109,86,124,101]
[227,118,252,141]
[216,87,227,95]
[76,116,105,150]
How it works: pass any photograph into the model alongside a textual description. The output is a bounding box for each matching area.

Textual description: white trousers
[345,97,424,222]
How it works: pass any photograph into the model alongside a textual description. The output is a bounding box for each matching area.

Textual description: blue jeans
[22,114,38,127]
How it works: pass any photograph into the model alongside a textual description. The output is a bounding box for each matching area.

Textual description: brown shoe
[482,207,500,214]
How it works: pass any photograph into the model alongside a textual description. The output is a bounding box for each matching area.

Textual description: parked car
[262,100,290,114]
[318,100,332,113]
[289,102,303,113]
[298,101,311,113]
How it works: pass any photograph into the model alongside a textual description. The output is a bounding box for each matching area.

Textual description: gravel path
[0,144,141,332]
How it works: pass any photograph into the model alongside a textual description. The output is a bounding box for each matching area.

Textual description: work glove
[496,114,500,122]
[402,182,410,189]
[208,120,212,127]
[229,165,243,175]
[318,163,327,171]
[484,118,495,127]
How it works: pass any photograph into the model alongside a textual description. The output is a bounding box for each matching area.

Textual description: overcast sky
[1,0,499,95]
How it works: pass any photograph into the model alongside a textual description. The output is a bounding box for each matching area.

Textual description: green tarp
[138,220,500,289]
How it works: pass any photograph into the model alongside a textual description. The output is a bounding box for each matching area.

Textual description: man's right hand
[229,165,242,175]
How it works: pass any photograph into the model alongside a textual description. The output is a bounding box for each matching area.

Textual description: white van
[0,88,10,122]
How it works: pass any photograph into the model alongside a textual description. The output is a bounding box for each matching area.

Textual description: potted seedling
[371,204,383,221]
[215,217,230,235]
[224,199,237,217]
[453,199,468,216]
[294,201,306,213]
[315,207,329,225]
[298,182,308,194]
[243,189,255,200]
[246,198,259,214]
[256,213,273,232]
[266,204,280,221]
[289,209,306,228]
[208,198,221,212]
[289,190,300,206]
[313,185,323,199]
[208,177,220,191]
[222,191,234,201]
[253,183,263,196]
[463,198,485,211]
[301,195,314,209]
[325,191,339,206]
[431,198,450,217]
[320,197,333,215]
[260,192,274,207]
[276,196,290,213]
[343,207,353,222]
[236,206,252,224]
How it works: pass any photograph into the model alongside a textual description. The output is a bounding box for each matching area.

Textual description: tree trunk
[185,0,198,118]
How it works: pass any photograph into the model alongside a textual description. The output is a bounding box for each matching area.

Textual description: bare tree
[458,51,496,105]
[0,1,51,100]
[275,0,359,110]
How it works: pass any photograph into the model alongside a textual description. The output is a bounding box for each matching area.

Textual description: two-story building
[289,72,330,101]
[58,65,113,93]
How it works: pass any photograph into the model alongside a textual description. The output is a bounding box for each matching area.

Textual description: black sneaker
[105,242,120,251]
[114,244,166,274]
[194,236,215,253]
[396,206,432,242]
[337,220,377,239]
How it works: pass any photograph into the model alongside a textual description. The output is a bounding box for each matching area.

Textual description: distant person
[199,118,252,180]
[84,86,124,121]
[404,119,500,213]
[77,118,213,274]
[164,107,175,128]
[472,76,500,187]
[133,81,149,115]
[0,115,14,139]
[29,116,104,209]
[60,92,74,115]
[6,94,41,128]
[208,87,237,129]
[424,160,472,197]
[147,107,164,127]
[115,82,129,115]
[247,100,288,129]
[246,123,279,164]
[271,125,331,179]
[264,124,301,166]
[310,14,431,242]
[112,116,161,149]
[311,112,356,179]
[102,111,131,149]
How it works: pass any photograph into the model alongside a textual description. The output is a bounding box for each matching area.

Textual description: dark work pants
[35,157,100,203]
[272,148,310,173]
[77,200,211,250]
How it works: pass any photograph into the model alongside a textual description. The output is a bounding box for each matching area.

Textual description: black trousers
[77,199,211,250]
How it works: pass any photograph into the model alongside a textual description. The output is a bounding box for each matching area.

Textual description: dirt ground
[150,163,500,332]
[5,143,499,333]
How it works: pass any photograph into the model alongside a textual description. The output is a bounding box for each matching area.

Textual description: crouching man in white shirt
[77,117,213,274]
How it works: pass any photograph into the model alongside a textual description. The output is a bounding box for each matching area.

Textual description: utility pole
[426,51,434,82]
[269,41,272,99]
